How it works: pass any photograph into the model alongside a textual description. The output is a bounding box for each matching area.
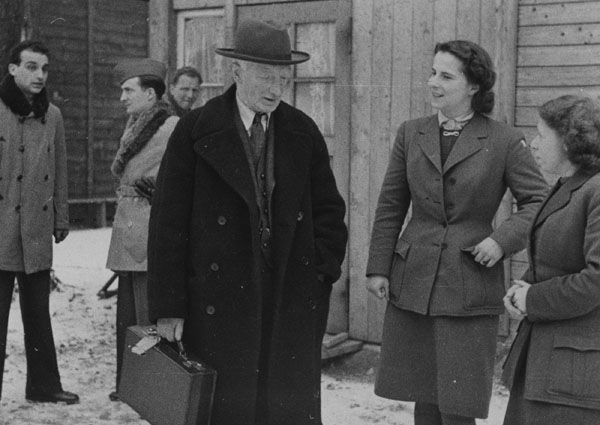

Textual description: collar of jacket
[0,74,49,120]
[417,112,488,174]
[532,169,598,229]
[190,84,312,220]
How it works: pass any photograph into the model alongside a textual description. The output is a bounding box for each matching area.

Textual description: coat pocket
[389,239,410,298]
[460,251,504,309]
[547,334,600,401]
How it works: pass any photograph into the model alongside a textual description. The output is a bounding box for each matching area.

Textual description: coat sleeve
[147,113,196,321]
[53,108,69,230]
[366,122,412,277]
[489,133,548,255]
[527,186,600,322]
[310,120,348,284]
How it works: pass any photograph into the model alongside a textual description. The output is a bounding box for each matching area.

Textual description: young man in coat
[0,40,78,404]
[106,58,178,400]
[147,19,348,425]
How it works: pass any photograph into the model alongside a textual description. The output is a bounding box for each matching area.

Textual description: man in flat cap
[147,19,347,424]
[107,58,178,401]
[0,40,78,405]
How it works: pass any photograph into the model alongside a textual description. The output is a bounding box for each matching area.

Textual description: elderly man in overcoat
[147,20,348,425]
[0,40,78,404]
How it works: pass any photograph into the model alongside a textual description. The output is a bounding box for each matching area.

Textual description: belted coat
[367,113,548,316]
[503,171,600,413]
[106,115,178,272]
[0,97,68,274]
[147,85,347,425]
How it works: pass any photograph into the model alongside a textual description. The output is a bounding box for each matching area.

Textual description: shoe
[26,390,80,404]
[109,391,120,402]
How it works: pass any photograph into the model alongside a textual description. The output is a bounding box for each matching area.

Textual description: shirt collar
[236,93,270,132]
[437,110,474,128]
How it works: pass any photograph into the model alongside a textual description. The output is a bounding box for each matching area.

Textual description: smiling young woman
[366,40,548,425]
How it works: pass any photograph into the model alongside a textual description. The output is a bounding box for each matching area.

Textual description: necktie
[250,113,266,165]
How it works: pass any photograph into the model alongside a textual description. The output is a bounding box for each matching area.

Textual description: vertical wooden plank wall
[349,0,519,342]
[512,0,600,280]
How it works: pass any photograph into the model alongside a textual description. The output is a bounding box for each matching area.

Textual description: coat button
[301,256,309,266]
[217,216,227,225]
[308,299,317,310]
[297,211,304,221]
[206,305,215,315]
[16,175,22,182]
[15,205,21,212]
[446,203,454,210]
[448,177,456,185]
[210,263,219,272]
[440,243,448,249]
[18,145,24,152]
[44,175,49,181]
[0,194,3,200]
[0,136,5,142]
[42,205,48,211]
[260,173,265,180]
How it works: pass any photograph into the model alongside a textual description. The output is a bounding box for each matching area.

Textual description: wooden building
[146,0,600,343]
[1,0,149,226]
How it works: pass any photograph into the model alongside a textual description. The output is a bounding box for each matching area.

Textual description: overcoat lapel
[417,115,443,174]
[271,105,312,276]
[192,88,256,209]
[532,171,591,230]
[443,113,486,173]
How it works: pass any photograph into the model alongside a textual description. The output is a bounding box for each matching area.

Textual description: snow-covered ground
[0,228,509,424]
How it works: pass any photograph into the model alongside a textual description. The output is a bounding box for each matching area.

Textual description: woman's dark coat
[367,113,548,316]
[503,171,600,413]
[147,85,347,425]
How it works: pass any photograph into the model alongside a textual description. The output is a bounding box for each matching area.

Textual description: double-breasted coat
[147,85,347,425]
[106,116,178,272]
[0,98,68,274]
[367,113,548,316]
[503,171,600,415]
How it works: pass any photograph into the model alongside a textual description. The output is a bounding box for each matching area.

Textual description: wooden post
[148,0,171,63]
[87,0,95,199]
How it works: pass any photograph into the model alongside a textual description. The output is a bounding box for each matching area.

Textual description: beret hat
[113,58,167,84]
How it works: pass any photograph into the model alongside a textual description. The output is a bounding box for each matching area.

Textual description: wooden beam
[87,0,94,198]
[148,0,170,63]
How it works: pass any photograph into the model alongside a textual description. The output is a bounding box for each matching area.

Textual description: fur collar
[0,74,49,120]
[111,101,171,177]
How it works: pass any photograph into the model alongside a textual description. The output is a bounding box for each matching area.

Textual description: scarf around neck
[111,100,171,177]
[0,74,49,120]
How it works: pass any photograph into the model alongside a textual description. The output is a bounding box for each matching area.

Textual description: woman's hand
[503,279,531,318]
[471,237,504,267]
[367,275,389,301]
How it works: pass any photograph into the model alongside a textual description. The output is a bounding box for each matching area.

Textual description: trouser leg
[116,273,137,388]
[415,402,475,425]
[17,270,62,396]
[0,270,16,400]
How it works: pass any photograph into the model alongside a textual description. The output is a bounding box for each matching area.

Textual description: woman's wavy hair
[434,40,496,114]
[539,95,600,174]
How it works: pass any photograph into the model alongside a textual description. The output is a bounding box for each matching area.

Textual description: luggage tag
[131,327,161,355]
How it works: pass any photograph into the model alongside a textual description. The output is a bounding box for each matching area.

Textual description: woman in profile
[366,40,547,425]
[503,95,600,425]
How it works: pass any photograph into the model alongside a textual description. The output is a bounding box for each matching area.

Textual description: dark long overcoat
[147,85,347,425]
[503,171,600,418]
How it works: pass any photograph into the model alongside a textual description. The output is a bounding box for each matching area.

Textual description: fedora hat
[216,19,310,65]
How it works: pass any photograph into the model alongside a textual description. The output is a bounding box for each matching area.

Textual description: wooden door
[237,1,352,333]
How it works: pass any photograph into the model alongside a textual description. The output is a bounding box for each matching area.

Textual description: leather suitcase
[119,325,217,425]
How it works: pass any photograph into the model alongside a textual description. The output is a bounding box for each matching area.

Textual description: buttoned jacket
[147,85,347,425]
[503,171,600,410]
[0,98,68,274]
[367,113,548,315]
